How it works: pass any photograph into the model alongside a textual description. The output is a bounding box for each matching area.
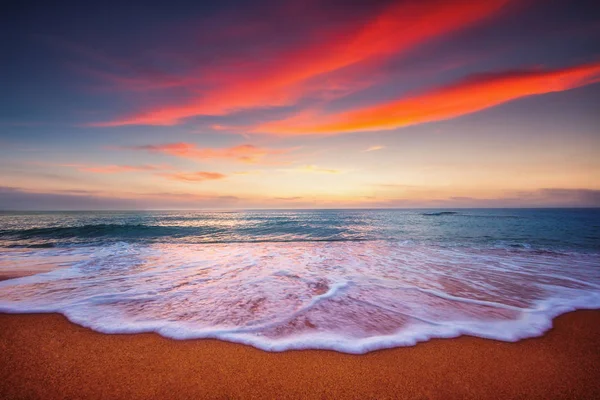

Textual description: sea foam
[1,240,599,353]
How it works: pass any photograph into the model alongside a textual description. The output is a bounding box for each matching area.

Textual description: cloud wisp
[125,143,292,164]
[3,185,599,210]
[255,61,600,135]
[285,165,342,174]
[156,171,227,182]
[92,0,511,127]
[58,163,227,183]
[61,163,172,174]
[364,145,384,152]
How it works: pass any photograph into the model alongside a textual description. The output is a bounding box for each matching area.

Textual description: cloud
[61,163,172,173]
[274,196,303,201]
[288,165,342,174]
[517,188,600,206]
[233,170,263,176]
[361,188,600,208]
[156,171,227,182]
[59,162,227,182]
[3,186,599,210]
[126,143,292,164]
[91,0,511,126]
[255,61,600,134]
[53,189,104,195]
[0,186,242,210]
[364,145,384,152]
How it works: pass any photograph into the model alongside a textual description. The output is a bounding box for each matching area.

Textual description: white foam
[1,241,599,353]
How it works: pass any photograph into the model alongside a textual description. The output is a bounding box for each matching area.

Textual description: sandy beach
[1,310,599,399]
[3,0,600,396]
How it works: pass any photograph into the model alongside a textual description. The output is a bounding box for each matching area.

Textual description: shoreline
[2,310,600,399]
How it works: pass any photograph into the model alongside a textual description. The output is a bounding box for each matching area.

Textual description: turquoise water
[0,209,599,353]
[1,209,599,250]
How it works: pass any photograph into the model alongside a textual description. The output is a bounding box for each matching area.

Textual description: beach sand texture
[1,310,599,399]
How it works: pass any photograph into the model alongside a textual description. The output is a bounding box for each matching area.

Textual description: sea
[0,209,599,353]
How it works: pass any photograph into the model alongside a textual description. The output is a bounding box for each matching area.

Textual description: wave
[421,211,523,219]
[2,210,596,252]
[422,211,459,216]
[458,214,523,219]
[0,223,380,245]
[6,243,56,248]
[1,241,598,354]
[0,224,183,239]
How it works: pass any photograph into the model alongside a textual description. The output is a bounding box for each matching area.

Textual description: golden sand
[1,310,599,399]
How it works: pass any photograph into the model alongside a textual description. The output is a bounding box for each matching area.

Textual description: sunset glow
[256,62,600,134]
[2,0,599,209]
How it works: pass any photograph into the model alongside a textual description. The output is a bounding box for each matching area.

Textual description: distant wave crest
[421,211,458,216]
[0,223,378,246]
[0,224,183,239]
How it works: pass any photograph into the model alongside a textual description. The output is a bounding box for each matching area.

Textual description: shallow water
[1,209,599,353]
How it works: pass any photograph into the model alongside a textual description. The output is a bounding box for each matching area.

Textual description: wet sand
[1,310,599,399]
[0,269,54,282]
[0,253,75,281]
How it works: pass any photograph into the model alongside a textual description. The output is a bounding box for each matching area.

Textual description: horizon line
[1,207,599,212]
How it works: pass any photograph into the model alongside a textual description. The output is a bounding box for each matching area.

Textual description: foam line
[1,240,599,353]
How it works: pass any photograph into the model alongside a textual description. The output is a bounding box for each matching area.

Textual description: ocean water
[0,209,599,353]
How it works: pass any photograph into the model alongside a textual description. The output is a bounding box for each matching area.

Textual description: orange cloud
[95,0,510,126]
[364,145,384,152]
[157,171,227,182]
[256,61,600,135]
[129,143,291,164]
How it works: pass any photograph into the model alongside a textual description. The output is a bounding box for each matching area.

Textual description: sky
[1,0,599,210]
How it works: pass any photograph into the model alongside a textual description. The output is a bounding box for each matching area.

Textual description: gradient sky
[1,0,599,209]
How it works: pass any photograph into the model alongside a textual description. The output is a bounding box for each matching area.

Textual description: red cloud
[157,171,227,182]
[255,61,600,135]
[93,0,511,126]
[129,143,291,164]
